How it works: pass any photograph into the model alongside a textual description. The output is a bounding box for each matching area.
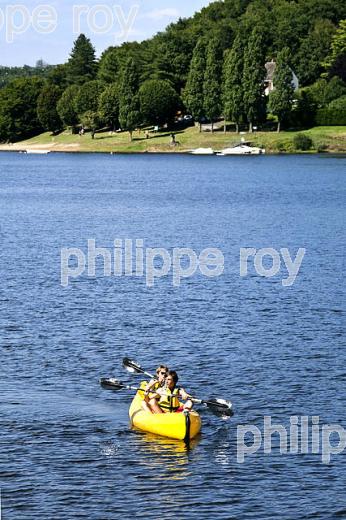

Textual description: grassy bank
[1,125,346,154]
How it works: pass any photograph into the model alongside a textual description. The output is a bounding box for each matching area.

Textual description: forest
[0,0,346,142]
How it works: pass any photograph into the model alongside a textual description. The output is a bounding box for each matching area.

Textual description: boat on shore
[217,143,265,155]
[129,382,202,441]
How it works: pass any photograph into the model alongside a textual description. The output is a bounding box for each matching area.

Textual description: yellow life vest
[159,387,180,412]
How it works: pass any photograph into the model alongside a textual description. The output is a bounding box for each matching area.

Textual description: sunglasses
[158,371,167,376]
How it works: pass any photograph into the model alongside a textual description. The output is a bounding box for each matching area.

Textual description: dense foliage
[1,0,346,142]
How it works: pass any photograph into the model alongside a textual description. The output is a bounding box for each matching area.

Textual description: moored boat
[129,382,202,440]
[25,149,50,154]
[217,143,265,155]
[189,147,215,155]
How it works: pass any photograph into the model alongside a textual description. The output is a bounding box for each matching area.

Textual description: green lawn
[2,125,346,153]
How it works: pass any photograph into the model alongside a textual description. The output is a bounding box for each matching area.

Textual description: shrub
[293,133,313,151]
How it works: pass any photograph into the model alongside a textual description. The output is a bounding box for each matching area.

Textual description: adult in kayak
[150,370,193,414]
[141,364,168,413]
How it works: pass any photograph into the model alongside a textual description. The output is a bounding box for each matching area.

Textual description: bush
[315,95,346,125]
[293,133,313,151]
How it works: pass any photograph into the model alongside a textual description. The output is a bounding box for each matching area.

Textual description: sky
[0,0,214,67]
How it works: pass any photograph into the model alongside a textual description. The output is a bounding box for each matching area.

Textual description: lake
[1,152,345,519]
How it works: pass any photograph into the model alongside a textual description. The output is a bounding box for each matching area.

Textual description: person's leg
[149,398,163,414]
[141,399,153,413]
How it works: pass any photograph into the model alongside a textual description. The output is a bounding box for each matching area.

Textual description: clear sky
[0,0,214,67]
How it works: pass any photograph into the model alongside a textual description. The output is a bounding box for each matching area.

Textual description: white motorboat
[189,147,215,155]
[217,144,265,155]
[25,149,50,154]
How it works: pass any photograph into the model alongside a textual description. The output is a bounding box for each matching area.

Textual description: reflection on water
[130,430,201,481]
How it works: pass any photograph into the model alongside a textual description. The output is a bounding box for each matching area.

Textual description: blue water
[1,152,345,519]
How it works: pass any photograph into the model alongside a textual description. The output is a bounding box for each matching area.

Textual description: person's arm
[144,378,156,395]
[179,388,191,401]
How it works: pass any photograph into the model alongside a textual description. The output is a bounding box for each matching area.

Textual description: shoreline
[1,125,346,155]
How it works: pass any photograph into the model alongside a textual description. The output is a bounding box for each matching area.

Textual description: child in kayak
[151,370,193,414]
[141,365,168,413]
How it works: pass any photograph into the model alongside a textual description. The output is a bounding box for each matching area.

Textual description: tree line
[0,0,346,142]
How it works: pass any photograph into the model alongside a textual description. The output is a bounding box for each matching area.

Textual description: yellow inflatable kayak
[129,382,202,441]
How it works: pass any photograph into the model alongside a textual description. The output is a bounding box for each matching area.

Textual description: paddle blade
[100,377,124,390]
[122,357,143,374]
[204,398,233,417]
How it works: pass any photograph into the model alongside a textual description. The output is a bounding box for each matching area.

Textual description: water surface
[1,152,345,519]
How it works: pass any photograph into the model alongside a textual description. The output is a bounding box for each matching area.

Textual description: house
[264,60,299,96]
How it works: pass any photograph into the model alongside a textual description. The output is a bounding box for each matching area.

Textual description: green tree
[323,19,346,81]
[139,79,180,126]
[37,84,63,133]
[223,34,245,133]
[47,64,69,89]
[183,38,207,131]
[67,34,97,85]
[268,48,295,132]
[80,110,102,138]
[57,85,80,131]
[98,47,119,84]
[99,83,120,130]
[0,77,44,142]
[295,19,336,86]
[305,76,346,107]
[119,58,142,141]
[203,38,223,132]
[243,28,266,132]
[74,80,105,116]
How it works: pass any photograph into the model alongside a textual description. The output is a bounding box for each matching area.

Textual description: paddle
[122,357,154,378]
[100,377,233,417]
[121,357,233,417]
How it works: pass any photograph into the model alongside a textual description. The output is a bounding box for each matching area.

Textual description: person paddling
[141,365,168,413]
[151,370,193,414]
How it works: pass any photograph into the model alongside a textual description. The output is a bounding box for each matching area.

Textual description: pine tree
[98,48,119,84]
[203,38,223,132]
[118,58,142,141]
[268,48,295,132]
[183,38,207,132]
[67,34,97,85]
[243,29,266,132]
[223,35,245,133]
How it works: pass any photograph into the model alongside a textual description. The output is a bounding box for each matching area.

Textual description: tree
[268,48,295,132]
[203,38,223,132]
[223,34,245,133]
[119,58,142,141]
[98,83,120,130]
[67,34,97,85]
[74,80,105,116]
[98,48,119,84]
[0,77,44,142]
[243,28,266,132]
[295,19,336,86]
[305,76,346,108]
[37,84,63,133]
[80,110,102,138]
[57,85,80,131]
[139,79,180,126]
[323,19,346,82]
[47,64,69,89]
[183,38,207,131]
